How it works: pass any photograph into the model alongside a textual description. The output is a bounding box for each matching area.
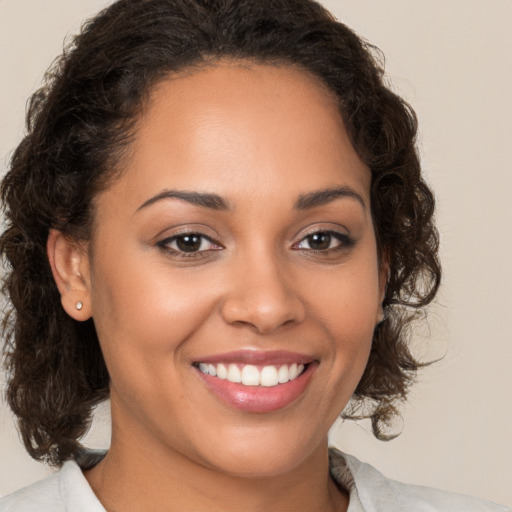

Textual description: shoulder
[330,449,510,512]
[0,459,105,512]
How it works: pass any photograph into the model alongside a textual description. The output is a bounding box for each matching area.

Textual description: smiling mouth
[196,362,307,387]
[193,350,316,412]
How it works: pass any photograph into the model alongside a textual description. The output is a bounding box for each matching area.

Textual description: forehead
[101,61,370,212]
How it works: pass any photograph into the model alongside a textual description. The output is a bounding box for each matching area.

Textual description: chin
[190,423,326,479]
[208,449,308,479]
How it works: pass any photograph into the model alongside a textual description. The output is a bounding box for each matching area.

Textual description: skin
[48,61,386,512]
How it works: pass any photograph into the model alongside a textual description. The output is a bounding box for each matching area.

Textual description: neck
[85,429,348,512]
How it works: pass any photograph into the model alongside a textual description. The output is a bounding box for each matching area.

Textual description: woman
[0,0,508,510]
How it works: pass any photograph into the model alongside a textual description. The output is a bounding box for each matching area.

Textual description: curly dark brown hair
[1,0,440,467]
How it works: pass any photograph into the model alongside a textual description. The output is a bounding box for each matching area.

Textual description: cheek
[306,253,380,385]
[308,254,381,335]
[88,250,218,384]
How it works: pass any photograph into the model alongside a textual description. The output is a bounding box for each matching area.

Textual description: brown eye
[306,232,332,250]
[294,230,354,252]
[158,233,222,255]
[176,234,203,252]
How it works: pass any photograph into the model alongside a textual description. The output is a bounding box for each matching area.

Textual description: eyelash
[157,233,222,259]
[156,229,354,259]
[292,230,355,254]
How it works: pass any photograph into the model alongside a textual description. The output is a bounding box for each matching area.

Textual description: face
[78,62,385,477]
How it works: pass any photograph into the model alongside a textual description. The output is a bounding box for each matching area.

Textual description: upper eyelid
[153,224,221,243]
[293,224,351,242]
[291,227,356,251]
[300,227,348,236]
[154,224,353,248]
[158,232,221,247]
[295,230,352,244]
[160,232,215,242]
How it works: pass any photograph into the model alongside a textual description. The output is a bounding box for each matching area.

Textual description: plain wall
[1,0,511,505]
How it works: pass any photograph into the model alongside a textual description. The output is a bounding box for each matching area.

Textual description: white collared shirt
[1,449,509,511]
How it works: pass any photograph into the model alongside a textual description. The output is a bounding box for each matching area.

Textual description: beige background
[1,0,511,505]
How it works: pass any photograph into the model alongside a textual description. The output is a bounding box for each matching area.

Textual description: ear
[376,254,390,325]
[47,229,92,321]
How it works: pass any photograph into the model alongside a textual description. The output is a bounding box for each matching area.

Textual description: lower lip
[195,363,316,413]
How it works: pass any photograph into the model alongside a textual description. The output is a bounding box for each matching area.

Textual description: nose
[220,254,306,334]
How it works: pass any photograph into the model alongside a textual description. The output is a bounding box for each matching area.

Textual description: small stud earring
[75,301,83,311]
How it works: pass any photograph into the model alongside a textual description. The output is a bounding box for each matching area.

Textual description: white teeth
[227,363,242,383]
[278,365,289,383]
[260,365,279,387]
[216,363,227,380]
[241,365,260,386]
[197,362,307,387]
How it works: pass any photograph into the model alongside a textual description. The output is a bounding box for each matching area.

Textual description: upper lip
[193,350,315,366]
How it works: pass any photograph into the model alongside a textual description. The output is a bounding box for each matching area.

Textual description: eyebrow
[136,185,365,213]
[136,189,230,212]
[295,186,366,210]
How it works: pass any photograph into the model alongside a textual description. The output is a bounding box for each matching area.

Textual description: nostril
[219,268,306,333]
